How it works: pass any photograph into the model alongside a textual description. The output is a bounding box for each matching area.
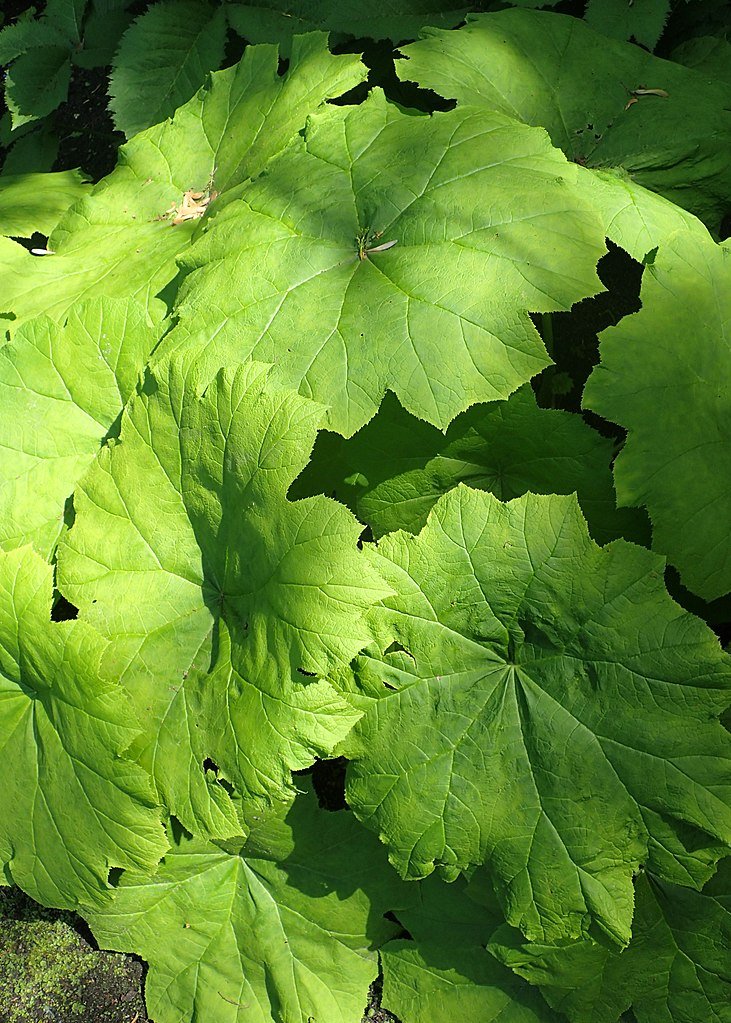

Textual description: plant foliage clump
[0,2,729,1023]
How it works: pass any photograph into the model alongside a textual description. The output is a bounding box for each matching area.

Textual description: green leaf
[44,0,89,43]
[0,169,89,236]
[396,10,731,233]
[57,359,388,837]
[0,545,166,909]
[110,1,228,137]
[0,34,366,331]
[1,123,61,176]
[0,19,67,63]
[584,0,670,50]
[159,90,606,436]
[76,2,136,68]
[671,34,731,87]
[381,874,561,1023]
[490,864,731,1023]
[5,46,71,128]
[577,166,711,263]
[0,298,161,560]
[342,488,731,944]
[293,385,648,545]
[88,785,406,1023]
[584,230,731,600]
[226,0,468,54]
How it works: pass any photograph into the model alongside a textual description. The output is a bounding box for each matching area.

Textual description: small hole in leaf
[140,367,159,395]
[107,867,124,888]
[63,494,75,530]
[309,757,348,811]
[51,594,78,622]
[384,641,416,663]
[203,758,220,774]
[277,56,290,76]
[643,246,658,266]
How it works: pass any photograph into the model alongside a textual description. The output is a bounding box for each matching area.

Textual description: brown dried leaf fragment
[159,187,217,226]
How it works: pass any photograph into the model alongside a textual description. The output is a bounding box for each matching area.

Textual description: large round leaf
[0,546,166,909]
[343,487,731,945]
[584,231,731,600]
[160,89,607,436]
[88,786,407,1023]
[57,359,387,838]
[396,10,731,234]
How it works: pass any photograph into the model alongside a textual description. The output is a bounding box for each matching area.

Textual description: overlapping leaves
[89,785,407,1023]
[293,384,648,545]
[584,230,731,600]
[489,862,731,1023]
[0,297,161,558]
[0,545,166,908]
[0,8,729,1023]
[0,32,366,330]
[161,89,606,435]
[57,358,387,837]
[381,873,561,1023]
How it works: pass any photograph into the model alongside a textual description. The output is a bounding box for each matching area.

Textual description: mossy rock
[0,888,149,1023]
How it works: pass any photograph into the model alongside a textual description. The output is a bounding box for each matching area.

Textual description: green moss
[0,888,149,1023]
[0,902,95,1022]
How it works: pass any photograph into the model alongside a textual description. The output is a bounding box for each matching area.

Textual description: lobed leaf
[0,545,167,909]
[490,862,731,1023]
[0,298,162,559]
[0,33,366,331]
[161,90,606,435]
[57,358,388,837]
[584,230,731,600]
[343,488,731,944]
[293,384,649,545]
[382,873,561,1023]
[575,166,711,263]
[88,785,406,1023]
